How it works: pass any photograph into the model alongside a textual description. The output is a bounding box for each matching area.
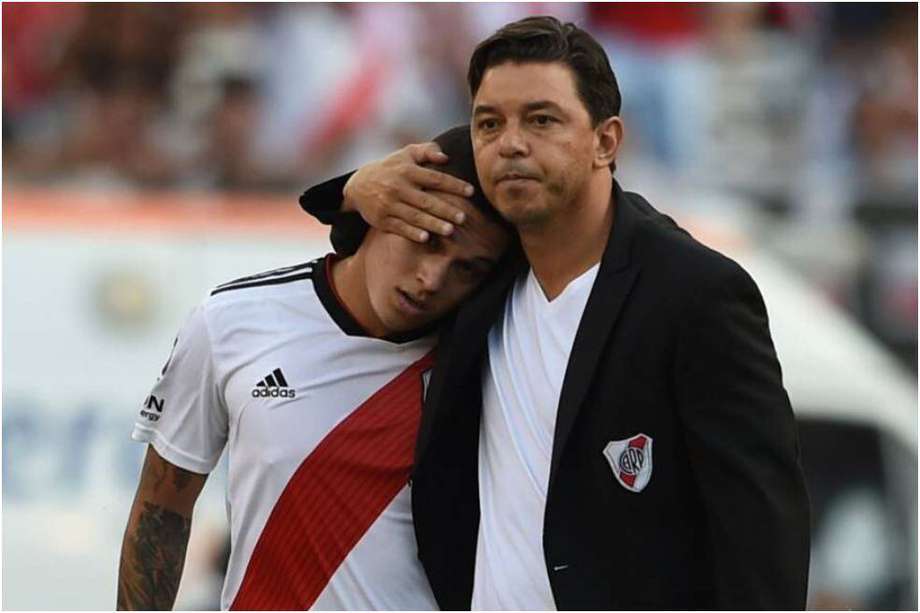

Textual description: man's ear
[593,116,623,169]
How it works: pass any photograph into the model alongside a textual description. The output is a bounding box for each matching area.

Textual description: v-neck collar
[525,262,601,308]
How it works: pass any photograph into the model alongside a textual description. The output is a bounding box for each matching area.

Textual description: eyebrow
[473,100,565,116]
[462,256,499,270]
[431,233,500,268]
[472,104,498,117]
[473,256,498,266]
[522,100,565,114]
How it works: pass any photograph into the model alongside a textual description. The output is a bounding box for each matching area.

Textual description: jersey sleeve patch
[132,302,228,473]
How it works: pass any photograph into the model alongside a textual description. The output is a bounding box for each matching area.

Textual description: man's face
[471,61,599,227]
[362,191,509,334]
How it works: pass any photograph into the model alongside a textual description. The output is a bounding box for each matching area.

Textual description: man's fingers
[400,186,467,225]
[406,165,474,199]
[405,142,447,165]
[384,217,430,244]
[389,202,455,236]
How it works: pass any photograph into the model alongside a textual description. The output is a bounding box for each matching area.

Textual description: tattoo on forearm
[117,502,191,610]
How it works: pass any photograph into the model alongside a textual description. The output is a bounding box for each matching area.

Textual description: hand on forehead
[426,190,509,253]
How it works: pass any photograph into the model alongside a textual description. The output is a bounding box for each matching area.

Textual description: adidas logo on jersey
[252,368,296,399]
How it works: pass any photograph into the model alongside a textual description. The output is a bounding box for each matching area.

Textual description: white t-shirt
[473,263,600,611]
[132,255,439,611]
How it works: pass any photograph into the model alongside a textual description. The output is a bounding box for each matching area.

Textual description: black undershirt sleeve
[298,170,369,256]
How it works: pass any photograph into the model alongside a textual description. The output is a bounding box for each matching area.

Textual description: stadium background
[2,3,917,609]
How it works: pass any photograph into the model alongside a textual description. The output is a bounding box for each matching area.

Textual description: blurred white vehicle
[676,196,918,611]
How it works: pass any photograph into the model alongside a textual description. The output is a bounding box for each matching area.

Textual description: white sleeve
[131,302,227,474]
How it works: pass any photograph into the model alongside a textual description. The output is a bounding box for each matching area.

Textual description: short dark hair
[467,16,621,126]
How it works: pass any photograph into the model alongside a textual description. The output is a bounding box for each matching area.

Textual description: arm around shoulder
[299,171,370,256]
[674,261,811,609]
[298,142,475,252]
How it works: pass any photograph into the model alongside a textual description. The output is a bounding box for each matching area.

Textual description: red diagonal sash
[231,350,436,610]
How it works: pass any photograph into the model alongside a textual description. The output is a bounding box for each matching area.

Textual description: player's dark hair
[467,16,621,127]
[429,125,510,230]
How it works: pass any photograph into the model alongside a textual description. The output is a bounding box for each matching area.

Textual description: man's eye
[477,118,499,131]
[531,114,556,126]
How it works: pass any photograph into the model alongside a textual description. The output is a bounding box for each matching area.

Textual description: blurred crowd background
[3,3,917,610]
[4,2,917,366]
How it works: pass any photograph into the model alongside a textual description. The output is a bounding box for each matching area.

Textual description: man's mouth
[497,172,538,183]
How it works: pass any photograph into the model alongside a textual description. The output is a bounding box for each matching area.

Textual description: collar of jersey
[312,253,437,344]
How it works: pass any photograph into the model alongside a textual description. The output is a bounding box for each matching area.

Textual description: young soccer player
[117,126,509,610]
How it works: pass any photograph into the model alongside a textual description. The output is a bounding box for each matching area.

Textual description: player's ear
[593,116,622,169]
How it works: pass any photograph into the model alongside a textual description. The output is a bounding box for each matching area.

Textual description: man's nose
[416,257,450,294]
[498,122,529,158]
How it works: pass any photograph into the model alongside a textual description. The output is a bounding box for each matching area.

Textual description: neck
[330,252,389,338]
[518,172,613,301]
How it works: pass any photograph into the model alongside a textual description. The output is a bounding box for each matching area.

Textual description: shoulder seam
[210,269,315,296]
[196,300,229,425]
[213,259,320,290]
[211,258,321,296]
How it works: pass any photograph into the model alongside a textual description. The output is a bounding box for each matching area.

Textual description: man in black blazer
[300,16,810,610]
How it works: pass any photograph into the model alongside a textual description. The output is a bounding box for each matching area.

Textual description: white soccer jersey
[132,255,438,610]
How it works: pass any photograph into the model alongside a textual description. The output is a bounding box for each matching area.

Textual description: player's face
[471,61,598,228]
[363,192,509,334]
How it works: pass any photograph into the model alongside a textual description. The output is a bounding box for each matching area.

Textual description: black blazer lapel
[548,182,643,488]
[414,247,525,467]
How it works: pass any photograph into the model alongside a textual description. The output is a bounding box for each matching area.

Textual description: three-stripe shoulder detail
[211,259,320,296]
